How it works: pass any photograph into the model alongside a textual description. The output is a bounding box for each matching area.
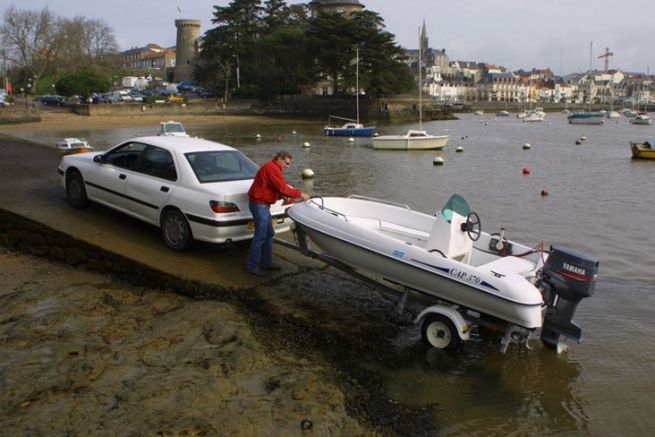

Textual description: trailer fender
[415,306,471,341]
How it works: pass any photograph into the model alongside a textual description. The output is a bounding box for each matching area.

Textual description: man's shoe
[246,268,266,277]
[262,263,282,271]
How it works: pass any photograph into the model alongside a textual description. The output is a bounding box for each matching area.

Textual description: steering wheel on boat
[464,212,481,241]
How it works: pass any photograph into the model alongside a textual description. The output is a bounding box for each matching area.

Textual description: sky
[9,0,655,75]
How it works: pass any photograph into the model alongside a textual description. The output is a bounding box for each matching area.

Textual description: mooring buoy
[302,169,314,179]
[303,142,310,148]
[433,157,444,166]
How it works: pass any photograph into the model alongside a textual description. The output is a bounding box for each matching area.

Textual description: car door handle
[119,174,127,180]
[160,186,169,192]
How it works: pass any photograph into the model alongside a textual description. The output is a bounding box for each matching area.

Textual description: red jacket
[248,159,301,205]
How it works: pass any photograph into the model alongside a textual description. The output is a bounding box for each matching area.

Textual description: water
[17,112,655,434]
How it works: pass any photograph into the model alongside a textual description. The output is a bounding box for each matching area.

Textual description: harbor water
[16,112,655,434]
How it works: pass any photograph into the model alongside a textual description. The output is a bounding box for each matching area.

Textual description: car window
[102,142,147,169]
[139,146,177,181]
[186,150,258,183]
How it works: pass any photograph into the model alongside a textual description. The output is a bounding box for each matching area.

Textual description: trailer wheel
[421,314,460,350]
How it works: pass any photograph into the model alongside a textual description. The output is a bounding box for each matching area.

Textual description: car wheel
[66,170,89,209]
[161,209,192,251]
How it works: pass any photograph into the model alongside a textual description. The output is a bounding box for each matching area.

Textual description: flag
[7,82,11,94]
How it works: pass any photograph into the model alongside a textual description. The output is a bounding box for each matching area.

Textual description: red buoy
[541,189,549,196]
[522,167,531,175]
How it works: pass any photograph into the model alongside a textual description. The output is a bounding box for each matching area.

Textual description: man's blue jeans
[246,201,274,272]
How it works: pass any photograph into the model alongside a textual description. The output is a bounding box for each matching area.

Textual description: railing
[347,194,411,210]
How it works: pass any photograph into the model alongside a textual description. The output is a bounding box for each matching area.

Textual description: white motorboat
[523,109,545,123]
[287,194,598,351]
[372,129,449,150]
[630,113,652,125]
[158,120,190,137]
[55,138,94,155]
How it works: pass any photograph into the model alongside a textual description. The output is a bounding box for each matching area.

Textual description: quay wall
[73,97,457,122]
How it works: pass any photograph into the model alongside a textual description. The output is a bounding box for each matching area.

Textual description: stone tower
[309,0,365,17]
[174,19,201,82]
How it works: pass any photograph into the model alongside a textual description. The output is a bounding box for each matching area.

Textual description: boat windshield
[441,194,470,223]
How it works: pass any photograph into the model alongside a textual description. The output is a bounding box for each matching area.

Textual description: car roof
[126,136,236,153]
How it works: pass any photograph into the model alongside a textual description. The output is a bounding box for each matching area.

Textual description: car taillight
[209,201,240,213]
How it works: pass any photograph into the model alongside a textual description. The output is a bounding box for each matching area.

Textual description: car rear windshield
[186,150,259,183]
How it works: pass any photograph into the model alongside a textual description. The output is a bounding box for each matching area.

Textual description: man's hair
[274,150,293,160]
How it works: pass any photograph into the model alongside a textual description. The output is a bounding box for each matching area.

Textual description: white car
[58,136,292,251]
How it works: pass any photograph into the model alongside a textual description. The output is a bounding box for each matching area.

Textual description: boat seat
[379,221,430,241]
[425,213,473,263]
[478,256,536,279]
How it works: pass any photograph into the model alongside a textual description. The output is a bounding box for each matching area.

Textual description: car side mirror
[93,155,104,164]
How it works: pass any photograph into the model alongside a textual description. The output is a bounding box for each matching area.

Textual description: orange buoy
[522,167,531,175]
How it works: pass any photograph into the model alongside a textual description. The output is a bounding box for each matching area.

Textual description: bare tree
[0,5,58,87]
[1,6,120,85]
[55,16,118,69]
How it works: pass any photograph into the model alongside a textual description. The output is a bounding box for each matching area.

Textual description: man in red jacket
[246,150,310,276]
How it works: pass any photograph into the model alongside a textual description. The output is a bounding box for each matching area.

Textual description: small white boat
[523,109,545,122]
[496,110,510,117]
[288,194,598,351]
[605,110,621,119]
[372,129,449,150]
[55,138,94,155]
[474,110,485,115]
[516,111,528,119]
[158,120,189,137]
[630,113,652,125]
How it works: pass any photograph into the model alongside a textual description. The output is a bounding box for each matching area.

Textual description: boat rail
[309,197,349,222]
[347,194,411,210]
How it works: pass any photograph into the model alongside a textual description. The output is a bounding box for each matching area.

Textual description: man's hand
[300,192,311,201]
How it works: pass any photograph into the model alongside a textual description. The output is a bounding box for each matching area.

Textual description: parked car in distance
[37,95,67,106]
[57,136,293,251]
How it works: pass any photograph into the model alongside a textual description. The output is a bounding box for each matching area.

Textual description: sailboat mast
[418,27,423,130]
[356,48,360,125]
[588,41,593,112]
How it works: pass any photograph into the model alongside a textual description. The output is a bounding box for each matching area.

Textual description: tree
[55,67,111,97]
[54,17,119,69]
[0,6,58,87]
[307,11,414,96]
[196,0,264,99]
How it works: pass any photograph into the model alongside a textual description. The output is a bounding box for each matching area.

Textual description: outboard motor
[538,247,599,350]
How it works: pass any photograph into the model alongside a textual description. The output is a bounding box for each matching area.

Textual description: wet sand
[0,111,314,134]
[0,247,369,435]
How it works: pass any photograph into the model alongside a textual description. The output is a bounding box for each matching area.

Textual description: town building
[120,44,176,77]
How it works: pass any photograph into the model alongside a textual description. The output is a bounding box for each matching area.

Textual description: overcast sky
[11,0,655,75]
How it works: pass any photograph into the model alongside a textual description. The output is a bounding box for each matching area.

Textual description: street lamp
[20,87,27,110]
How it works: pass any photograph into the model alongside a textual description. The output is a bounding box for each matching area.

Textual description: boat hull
[568,113,604,125]
[324,127,375,137]
[372,135,449,150]
[630,142,655,159]
[288,199,544,329]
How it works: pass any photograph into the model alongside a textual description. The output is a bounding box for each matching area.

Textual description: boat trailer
[274,227,544,354]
